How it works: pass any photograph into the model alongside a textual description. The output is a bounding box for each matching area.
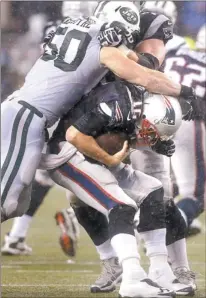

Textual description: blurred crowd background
[1,1,206,101]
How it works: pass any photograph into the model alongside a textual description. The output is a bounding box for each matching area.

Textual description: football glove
[151,139,175,157]
[180,85,198,121]
[43,30,55,44]
[98,21,138,49]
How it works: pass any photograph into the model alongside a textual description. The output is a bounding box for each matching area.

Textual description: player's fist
[180,85,198,121]
[151,139,175,157]
[43,30,55,44]
[180,85,196,102]
[109,141,129,166]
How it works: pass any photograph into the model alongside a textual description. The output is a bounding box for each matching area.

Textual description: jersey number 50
[41,27,92,72]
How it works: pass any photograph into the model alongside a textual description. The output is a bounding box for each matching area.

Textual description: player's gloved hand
[151,139,175,157]
[180,85,197,121]
[43,30,55,44]
[98,21,138,49]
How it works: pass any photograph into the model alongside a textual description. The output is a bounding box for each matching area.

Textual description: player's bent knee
[26,180,51,217]
[1,207,8,222]
[73,205,109,246]
[2,200,24,220]
[137,187,165,232]
[152,177,163,190]
[165,199,187,245]
[109,205,136,238]
[144,175,163,198]
[68,193,86,207]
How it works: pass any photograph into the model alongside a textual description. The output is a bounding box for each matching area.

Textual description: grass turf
[1,187,206,297]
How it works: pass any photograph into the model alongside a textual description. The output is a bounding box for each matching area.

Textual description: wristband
[137,52,160,70]
[118,44,131,56]
[180,85,193,101]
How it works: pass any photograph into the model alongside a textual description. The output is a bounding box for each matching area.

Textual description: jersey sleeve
[73,103,112,136]
[139,11,173,44]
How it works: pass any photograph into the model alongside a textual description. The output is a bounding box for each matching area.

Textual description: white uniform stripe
[1,108,31,193]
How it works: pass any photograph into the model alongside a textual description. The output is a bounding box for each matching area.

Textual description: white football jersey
[166,34,189,53]
[17,17,108,127]
[165,44,206,100]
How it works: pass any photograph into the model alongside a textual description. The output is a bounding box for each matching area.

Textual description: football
[95,132,129,155]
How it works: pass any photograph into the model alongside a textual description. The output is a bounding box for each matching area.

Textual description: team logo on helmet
[163,25,173,39]
[161,96,175,125]
[119,7,139,25]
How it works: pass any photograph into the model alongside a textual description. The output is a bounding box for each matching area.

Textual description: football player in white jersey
[0,0,172,252]
[1,0,174,254]
[169,24,206,236]
[1,2,83,255]
[0,0,167,256]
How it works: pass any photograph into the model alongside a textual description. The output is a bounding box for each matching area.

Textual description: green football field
[1,187,206,298]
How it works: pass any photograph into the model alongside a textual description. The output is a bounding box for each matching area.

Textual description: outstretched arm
[100,46,181,97]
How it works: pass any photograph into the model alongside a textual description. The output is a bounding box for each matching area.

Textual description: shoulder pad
[140,11,173,44]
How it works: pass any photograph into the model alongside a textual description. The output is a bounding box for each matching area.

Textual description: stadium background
[1,1,206,298]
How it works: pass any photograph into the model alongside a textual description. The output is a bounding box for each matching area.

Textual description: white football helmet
[94,1,140,32]
[132,1,146,11]
[143,1,177,24]
[196,24,206,51]
[62,1,82,18]
[137,93,182,145]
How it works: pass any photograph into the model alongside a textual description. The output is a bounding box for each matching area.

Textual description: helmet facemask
[135,92,182,148]
[137,117,160,147]
[133,1,146,11]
